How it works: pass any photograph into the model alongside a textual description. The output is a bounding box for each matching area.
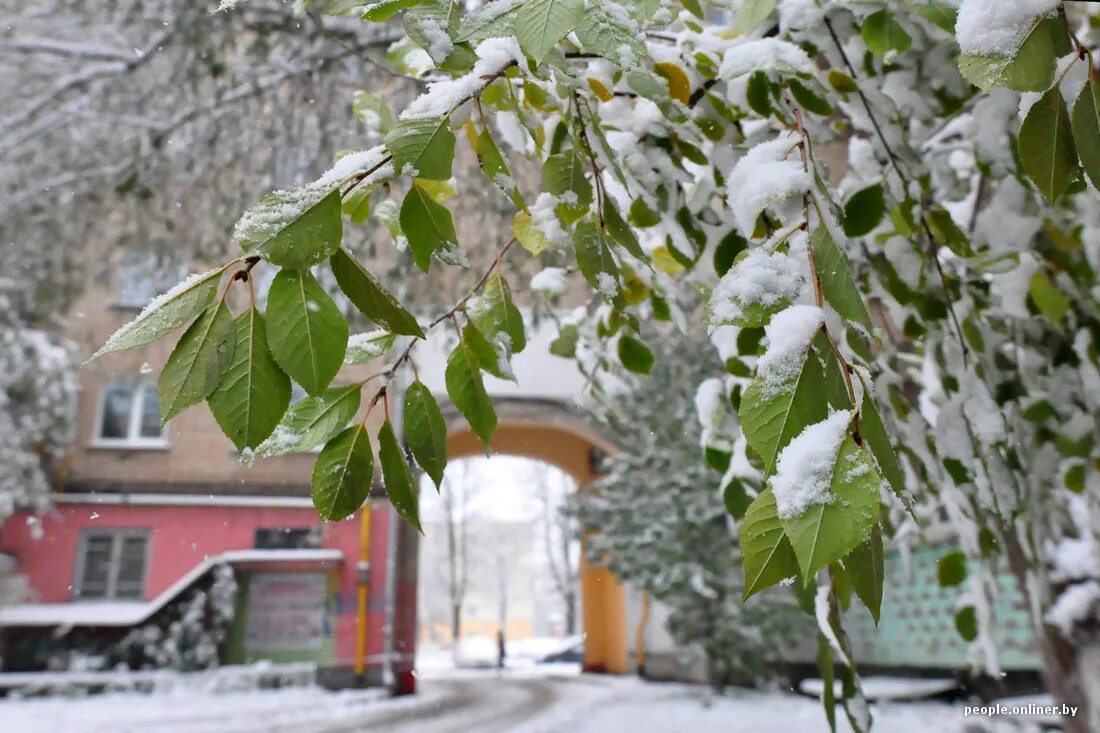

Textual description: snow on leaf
[779,427,881,583]
[90,268,222,360]
[345,330,396,364]
[728,137,812,238]
[719,38,813,79]
[258,385,361,457]
[709,247,805,330]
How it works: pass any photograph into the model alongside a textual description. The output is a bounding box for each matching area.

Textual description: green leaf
[844,526,884,623]
[514,0,584,64]
[469,274,526,354]
[542,151,593,213]
[476,128,525,209]
[362,0,431,22]
[739,346,828,475]
[208,308,292,450]
[925,206,974,258]
[857,385,910,508]
[311,424,373,521]
[604,200,648,262]
[463,322,514,380]
[1065,463,1086,493]
[734,0,777,33]
[345,330,396,364]
[1029,270,1071,321]
[265,268,348,396]
[259,385,362,456]
[862,10,911,58]
[741,488,800,599]
[955,606,978,641]
[379,420,422,531]
[957,18,1062,94]
[811,228,874,329]
[746,71,772,117]
[1072,78,1100,191]
[788,78,833,116]
[385,117,456,180]
[91,268,222,359]
[404,381,448,488]
[1019,88,1079,203]
[722,477,752,519]
[841,184,885,237]
[617,335,654,374]
[907,1,956,33]
[400,183,459,272]
[936,550,967,587]
[236,189,343,269]
[574,220,620,298]
[782,435,881,582]
[445,342,497,446]
[331,249,424,338]
[158,302,236,424]
[575,0,645,67]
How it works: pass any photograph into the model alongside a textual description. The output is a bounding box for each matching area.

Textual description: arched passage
[442,399,629,674]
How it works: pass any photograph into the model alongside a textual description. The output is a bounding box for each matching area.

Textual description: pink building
[0,263,419,690]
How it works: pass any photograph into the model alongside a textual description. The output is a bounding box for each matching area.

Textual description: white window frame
[90,380,170,449]
[73,528,151,601]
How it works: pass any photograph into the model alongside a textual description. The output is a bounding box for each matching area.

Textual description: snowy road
[0,669,1027,733]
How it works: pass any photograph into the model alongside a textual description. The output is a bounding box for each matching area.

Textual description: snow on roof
[0,549,343,628]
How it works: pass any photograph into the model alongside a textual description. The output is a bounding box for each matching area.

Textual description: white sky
[418,455,575,523]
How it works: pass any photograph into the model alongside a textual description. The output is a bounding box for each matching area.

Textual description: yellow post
[634,590,650,674]
[354,503,372,678]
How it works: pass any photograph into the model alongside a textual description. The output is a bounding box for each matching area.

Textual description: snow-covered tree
[79,0,1100,730]
[576,324,797,688]
[0,283,77,524]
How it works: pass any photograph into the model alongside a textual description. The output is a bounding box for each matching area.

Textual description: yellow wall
[446,419,628,674]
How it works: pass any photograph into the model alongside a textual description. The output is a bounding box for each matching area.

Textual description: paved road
[316,676,568,733]
[0,671,607,733]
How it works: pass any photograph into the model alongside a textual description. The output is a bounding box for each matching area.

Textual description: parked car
[536,634,584,664]
[452,635,498,668]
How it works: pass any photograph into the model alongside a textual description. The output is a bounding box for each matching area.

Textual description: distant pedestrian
[496,628,506,671]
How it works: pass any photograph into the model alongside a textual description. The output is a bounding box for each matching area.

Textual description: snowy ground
[0,667,1052,733]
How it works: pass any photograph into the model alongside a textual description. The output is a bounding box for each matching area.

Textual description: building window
[75,529,150,600]
[254,527,322,550]
[94,381,168,447]
[115,255,186,310]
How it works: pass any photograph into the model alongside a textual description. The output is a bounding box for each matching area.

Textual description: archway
[441,398,629,674]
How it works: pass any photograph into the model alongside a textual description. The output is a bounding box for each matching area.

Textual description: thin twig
[822,15,969,365]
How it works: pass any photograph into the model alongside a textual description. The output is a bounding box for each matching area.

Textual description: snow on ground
[0,668,1043,733]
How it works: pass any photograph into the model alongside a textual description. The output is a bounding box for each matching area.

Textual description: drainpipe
[635,589,650,678]
[381,362,410,692]
[354,502,372,683]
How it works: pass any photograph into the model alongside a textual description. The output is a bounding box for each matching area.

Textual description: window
[94,381,168,447]
[254,527,322,550]
[114,254,186,310]
[75,530,150,600]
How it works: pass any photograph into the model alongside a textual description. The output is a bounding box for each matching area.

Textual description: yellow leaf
[414,178,457,202]
[587,77,614,102]
[651,246,685,274]
[463,120,479,150]
[514,211,552,256]
[621,267,650,304]
[654,62,691,104]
